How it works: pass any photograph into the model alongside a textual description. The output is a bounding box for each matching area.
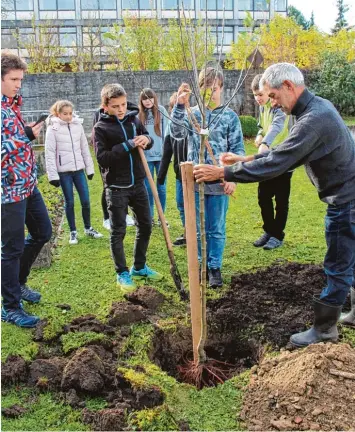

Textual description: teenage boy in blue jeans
[171,67,245,288]
[93,84,163,291]
[1,52,52,328]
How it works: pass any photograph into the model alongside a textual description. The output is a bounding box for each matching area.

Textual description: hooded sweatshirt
[142,105,169,162]
[45,115,94,181]
[93,104,153,188]
[170,103,245,194]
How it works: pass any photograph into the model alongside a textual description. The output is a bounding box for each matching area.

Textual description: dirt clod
[61,348,107,393]
[29,357,67,388]
[82,407,127,431]
[242,343,355,431]
[108,302,147,326]
[1,405,27,418]
[124,286,165,312]
[1,355,28,387]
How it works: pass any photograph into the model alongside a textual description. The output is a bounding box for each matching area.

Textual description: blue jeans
[320,200,355,305]
[144,161,166,220]
[195,193,229,269]
[59,170,91,231]
[1,187,52,309]
[176,179,185,227]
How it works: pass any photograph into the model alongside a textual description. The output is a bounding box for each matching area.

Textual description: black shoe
[339,287,355,327]
[173,236,186,246]
[290,295,342,347]
[208,268,223,288]
[253,232,271,247]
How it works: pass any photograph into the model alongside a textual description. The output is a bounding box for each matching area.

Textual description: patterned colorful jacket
[1,94,37,204]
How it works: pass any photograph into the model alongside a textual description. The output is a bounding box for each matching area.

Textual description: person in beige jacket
[45,100,102,245]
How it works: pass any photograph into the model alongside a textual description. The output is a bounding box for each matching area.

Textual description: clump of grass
[61,332,107,354]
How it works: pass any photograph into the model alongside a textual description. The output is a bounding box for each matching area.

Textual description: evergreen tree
[308,11,315,28]
[332,0,349,33]
[288,5,309,30]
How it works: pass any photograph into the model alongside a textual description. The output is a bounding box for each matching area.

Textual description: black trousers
[106,183,152,274]
[258,171,293,241]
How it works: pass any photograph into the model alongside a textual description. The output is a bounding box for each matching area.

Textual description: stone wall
[21,70,255,133]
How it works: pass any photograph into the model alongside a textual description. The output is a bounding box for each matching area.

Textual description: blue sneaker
[130,265,164,282]
[20,284,41,303]
[117,271,137,292]
[1,306,40,328]
[263,237,283,250]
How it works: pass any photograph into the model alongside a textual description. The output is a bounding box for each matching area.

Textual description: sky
[289,0,355,33]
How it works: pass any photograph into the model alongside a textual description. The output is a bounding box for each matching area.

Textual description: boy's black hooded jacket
[93,103,153,188]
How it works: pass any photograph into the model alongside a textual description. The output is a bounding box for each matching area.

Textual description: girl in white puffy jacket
[45,100,102,245]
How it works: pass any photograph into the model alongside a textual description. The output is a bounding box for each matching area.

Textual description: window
[59,27,76,46]
[238,0,252,10]
[212,26,234,46]
[58,0,75,9]
[162,0,194,8]
[254,0,268,11]
[1,30,18,48]
[122,0,138,8]
[18,27,35,44]
[200,0,232,10]
[2,0,15,10]
[81,0,116,9]
[15,0,33,10]
[39,0,56,9]
[275,0,286,11]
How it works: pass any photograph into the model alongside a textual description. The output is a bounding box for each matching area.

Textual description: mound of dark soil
[241,343,355,431]
[208,262,327,348]
[82,407,127,431]
[151,263,339,386]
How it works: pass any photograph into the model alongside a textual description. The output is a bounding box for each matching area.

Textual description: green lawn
[343,116,355,126]
[1,140,350,431]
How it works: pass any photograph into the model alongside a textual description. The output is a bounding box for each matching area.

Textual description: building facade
[2,0,288,61]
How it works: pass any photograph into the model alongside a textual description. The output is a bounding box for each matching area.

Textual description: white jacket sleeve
[45,127,59,181]
[80,126,95,176]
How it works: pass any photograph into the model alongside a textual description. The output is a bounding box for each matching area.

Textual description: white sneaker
[84,227,103,239]
[103,219,111,230]
[126,214,135,227]
[69,231,78,245]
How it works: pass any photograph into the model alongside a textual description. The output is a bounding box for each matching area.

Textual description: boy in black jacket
[94,84,163,291]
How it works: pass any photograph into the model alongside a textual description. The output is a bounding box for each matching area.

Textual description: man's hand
[193,164,224,183]
[254,134,263,148]
[220,152,246,166]
[258,143,269,154]
[177,83,191,106]
[133,135,150,149]
[27,121,44,139]
[224,181,236,195]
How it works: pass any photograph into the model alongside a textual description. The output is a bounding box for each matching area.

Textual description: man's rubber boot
[339,287,355,327]
[290,296,342,348]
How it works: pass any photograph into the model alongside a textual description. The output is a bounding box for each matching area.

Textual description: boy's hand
[254,134,263,147]
[177,83,191,106]
[27,121,44,138]
[258,143,269,154]
[224,181,236,195]
[220,152,245,166]
[133,135,150,148]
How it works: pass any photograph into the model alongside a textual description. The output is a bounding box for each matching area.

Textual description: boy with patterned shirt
[1,52,52,328]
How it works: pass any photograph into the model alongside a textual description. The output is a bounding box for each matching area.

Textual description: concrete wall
[21,70,253,133]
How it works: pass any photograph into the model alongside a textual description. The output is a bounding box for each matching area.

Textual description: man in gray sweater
[193,63,355,347]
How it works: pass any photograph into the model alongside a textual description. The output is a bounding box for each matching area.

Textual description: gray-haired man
[193,62,355,347]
